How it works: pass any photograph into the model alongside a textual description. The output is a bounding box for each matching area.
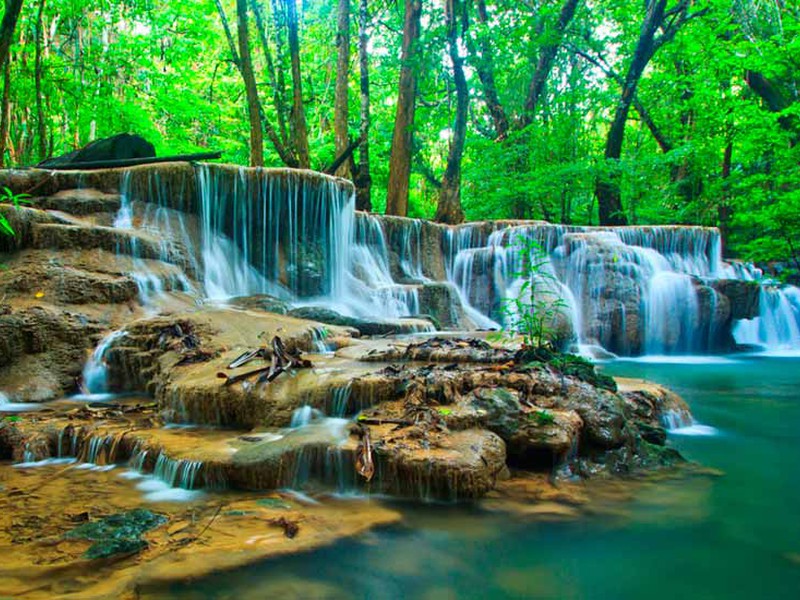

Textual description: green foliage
[0,188,32,209]
[0,214,13,237]
[0,187,33,236]
[530,409,555,426]
[0,0,796,267]
[494,235,568,350]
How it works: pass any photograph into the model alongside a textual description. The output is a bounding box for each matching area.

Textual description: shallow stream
[151,355,800,600]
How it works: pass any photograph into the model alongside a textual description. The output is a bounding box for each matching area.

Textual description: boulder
[37,133,155,168]
[712,279,760,320]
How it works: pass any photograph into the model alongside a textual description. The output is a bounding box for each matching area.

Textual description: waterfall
[81,330,126,395]
[115,171,197,306]
[95,163,800,356]
[733,280,800,352]
[290,405,323,428]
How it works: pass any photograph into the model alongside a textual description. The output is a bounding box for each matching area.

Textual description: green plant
[0,187,33,209]
[493,235,568,351]
[0,187,33,237]
[530,410,555,426]
[0,214,13,236]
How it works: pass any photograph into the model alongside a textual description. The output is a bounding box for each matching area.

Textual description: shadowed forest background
[0,0,798,270]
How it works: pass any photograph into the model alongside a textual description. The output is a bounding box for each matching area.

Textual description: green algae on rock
[66,509,167,559]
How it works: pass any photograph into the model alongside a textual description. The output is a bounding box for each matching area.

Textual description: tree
[386,0,422,217]
[522,0,580,124]
[0,0,24,73]
[435,0,467,224]
[334,0,351,178]
[470,0,508,140]
[354,0,372,211]
[34,0,47,160]
[285,0,310,168]
[595,0,705,225]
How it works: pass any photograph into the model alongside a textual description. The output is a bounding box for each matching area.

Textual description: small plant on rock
[530,410,555,426]
[0,187,33,209]
[493,234,568,353]
[0,187,33,237]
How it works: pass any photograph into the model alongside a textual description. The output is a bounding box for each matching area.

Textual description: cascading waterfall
[732,276,800,352]
[290,405,324,428]
[92,161,800,366]
[441,222,800,355]
[81,330,126,395]
[115,171,197,306]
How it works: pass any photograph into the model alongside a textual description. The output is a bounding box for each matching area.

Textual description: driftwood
[354,424,375,482]
[37,152,222,171]
[218,336,311,386]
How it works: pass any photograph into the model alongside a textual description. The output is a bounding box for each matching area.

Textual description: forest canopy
[0,0,798,268]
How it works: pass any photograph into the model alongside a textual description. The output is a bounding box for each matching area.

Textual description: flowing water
[153,355,800,599]
[104,164,800,356]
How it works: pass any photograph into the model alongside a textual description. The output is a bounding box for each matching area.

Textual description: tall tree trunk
[386,0,422,217]
[334,0,351,178]
[521,0,580,124]
[0,61,10,167]
[217,0,294,166]
[0,0,24,73]
[355,0,372,211]
[435,0,467,225]
[596,0,668,226]
[472,0,508,140]
[236,0,265,166]
[718,141,732,242]
[271,0,290,141]
[34,0,47,161]
[285,0,310,168]
[250,0,289,147]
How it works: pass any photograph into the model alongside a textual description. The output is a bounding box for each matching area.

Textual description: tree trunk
[386,0,422,217]
[745,70,798,145]
[285,0,310,168]
[250,0,289,147]
[355,0,372,211]
[217,0,293,166]
[0,61,10,167]
[236,0,265,167]
[271,0,290,142]
[0,0,24,73]
[472,0,508,140]
[522,0,580,124]
[596,0,668,226]
[35,0,47,161]
[334,0,351,178]
[718,141,732,242]
[435,0,467,225]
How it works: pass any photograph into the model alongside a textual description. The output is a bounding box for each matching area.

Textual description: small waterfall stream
[81,330,127,396]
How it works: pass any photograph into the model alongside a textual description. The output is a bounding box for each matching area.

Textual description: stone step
[30,223,197,276]
[35,188,122,215]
